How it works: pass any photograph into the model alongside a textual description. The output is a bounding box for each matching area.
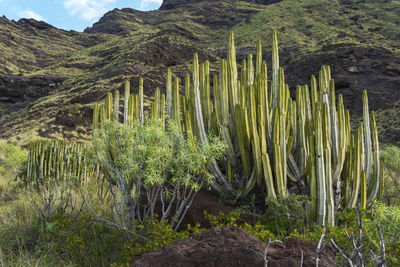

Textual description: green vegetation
[1,0,399,146]
[1,1,400,264]
[0,140,399,265]
[380,145,400,206]
[89,118,225,233]
[97,30,380,227]
[213,0,400,53]
[0,142,28,181]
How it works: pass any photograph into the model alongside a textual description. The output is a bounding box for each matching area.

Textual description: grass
[1,140,400,266]
[211,0,400,53]
[0,142,56,265]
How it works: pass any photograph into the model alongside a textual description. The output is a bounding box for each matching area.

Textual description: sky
[0,0,162,32]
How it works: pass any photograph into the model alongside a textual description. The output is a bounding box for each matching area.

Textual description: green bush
[236,194,312,237]
[380,145,400,205]
[89,118,226,235]
[367,202,400,265]
[289,204,400,266]
[41,209,205,266]
[204,210,276,242]
[0,142,28,180]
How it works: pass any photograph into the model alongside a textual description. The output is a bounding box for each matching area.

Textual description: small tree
[88,119,225,239]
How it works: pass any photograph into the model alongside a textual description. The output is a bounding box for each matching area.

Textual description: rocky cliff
[159,0,282,10]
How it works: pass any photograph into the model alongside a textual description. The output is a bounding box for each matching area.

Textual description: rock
[131,226,337,267]
[280,44,400,116]
[17,18,53,30]
[0,75,65,113]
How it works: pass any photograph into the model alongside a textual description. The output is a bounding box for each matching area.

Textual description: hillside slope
[0,0,399,144]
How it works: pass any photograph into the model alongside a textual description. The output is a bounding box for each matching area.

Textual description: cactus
[139,78,144,125]
[272,28,279,109]
[124,81,130,124]
[367,111,380,205]
[93,104,99,129]
[91,29,382,225]
[114,90,119,122]
[25,140,93,188]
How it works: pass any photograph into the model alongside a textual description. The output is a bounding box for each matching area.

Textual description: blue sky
[0,0,162,31]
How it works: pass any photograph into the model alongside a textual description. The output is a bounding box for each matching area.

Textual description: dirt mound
[131,226,337,267]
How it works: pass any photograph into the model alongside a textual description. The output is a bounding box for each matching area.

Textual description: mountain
[0,0,399,144]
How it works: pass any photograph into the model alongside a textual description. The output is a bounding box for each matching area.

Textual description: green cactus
[114,90,119,122]
[93,104,99,129]
[139,78,144,125]
[91,29,382,225]
[25,140,93,188]
[124,81,130,124]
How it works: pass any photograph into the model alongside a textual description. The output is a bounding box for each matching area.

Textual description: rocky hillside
[0,0,399,144]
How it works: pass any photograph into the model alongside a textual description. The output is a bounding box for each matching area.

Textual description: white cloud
[63,0,117,21]
[141,0,162,8]
[18,10,45,21]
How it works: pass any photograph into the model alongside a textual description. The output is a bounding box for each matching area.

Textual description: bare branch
[89,219,147,240]
[315,226,326,267]
[330,238,354,267]
[354,208,365,266]
[370,225,386,267]
[264,240,283,267]
[300,249,304,267]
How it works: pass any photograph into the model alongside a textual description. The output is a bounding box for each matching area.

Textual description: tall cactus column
[314,103,326,225]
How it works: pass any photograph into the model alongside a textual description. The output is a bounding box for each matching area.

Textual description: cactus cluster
[25,140,92,188]
[93,29,381,226]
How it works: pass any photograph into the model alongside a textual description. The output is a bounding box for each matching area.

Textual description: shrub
[236,194,312,237]
[0,142,28,180]
[42,209,205,266]
[380,145,400,205]
[204,210,276,242]
[88,118,226,236]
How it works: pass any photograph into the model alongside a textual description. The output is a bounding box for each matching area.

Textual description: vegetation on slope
[0,0,399,146]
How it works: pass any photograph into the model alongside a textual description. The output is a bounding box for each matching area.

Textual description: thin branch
[315,226,326,267]
[300,249,304,267]
[264,240,283,267]
[377,225,386,266]
[330,238,354,267]
[354,208,365,266]
[89,219,147,240]
[84,198,147,241]
[370,225,386,267]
